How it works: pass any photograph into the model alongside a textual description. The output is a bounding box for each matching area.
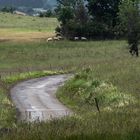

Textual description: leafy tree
[56,0,89,38]
[39,10,54,18]
[57,0,77,7]
[87,0,121,27]
[1,6,15,13]
[56,0,129,39]
[75,0,89,24]
[119,0,140,56]
[58,7,74,24]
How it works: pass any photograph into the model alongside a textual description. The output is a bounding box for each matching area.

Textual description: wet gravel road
[10,75,72,122]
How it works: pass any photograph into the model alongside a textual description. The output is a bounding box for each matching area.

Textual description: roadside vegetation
[57,69,136,113]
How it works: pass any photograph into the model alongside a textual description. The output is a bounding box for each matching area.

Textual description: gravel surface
[10,75,72,122]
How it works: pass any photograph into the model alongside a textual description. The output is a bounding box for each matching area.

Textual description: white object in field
[81,37,87,41]
[53,37,60,41]
[74,37,79,40]
[47,37,53,42]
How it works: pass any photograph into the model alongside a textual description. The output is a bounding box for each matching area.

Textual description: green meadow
[0,13,58,41]
[0,13,58,32]
[0,13,139,140]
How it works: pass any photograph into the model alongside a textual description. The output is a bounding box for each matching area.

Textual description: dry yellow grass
[0,13,58,42]
[0,29,55,42]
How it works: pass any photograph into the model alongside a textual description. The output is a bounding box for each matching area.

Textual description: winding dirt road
[10,75,72,122]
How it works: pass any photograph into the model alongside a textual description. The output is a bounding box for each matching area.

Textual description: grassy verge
[0,88,15,128]
[57,69,136,113]
[56,69,140,139]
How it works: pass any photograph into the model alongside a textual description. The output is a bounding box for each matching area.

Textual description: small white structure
[13,11,27,16]
[81,37,87,41]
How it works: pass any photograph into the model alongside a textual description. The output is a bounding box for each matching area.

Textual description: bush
[57,69,135,112]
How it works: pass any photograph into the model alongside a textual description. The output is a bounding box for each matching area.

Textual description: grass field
[0,40,139,140]
[0,12,58,41]
[0,40,139,95]
[0,40,140,94]
[0,13,139,139]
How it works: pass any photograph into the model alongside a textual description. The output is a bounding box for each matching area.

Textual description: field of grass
[0,12,58,41]
[0,40,140,139]
[1,11,139,140]
[0,40,140,95]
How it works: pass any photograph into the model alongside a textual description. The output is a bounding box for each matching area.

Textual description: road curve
[10,75,72,122]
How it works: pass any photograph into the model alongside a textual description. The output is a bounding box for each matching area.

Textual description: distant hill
[0,0,57,8]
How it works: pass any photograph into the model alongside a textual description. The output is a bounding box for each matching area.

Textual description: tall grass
[57,69,136,113]
[0,40,140,95]
[0,40,140,139]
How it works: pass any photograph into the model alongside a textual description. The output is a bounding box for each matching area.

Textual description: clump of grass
[0,89,15,128]
[3,70,64,85]
[57,68,135,113]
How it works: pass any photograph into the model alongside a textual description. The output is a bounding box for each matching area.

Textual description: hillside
[0,12,58,41]
[0,0,57,8]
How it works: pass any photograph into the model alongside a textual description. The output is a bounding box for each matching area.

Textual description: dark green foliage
[58,68,135,112]
[58,7,74,24]
[118,0,140,56]
[1,6,15,13]
[57,0,77,7]
[56,0,122,39]
[67,0,89,37]
[39,10,55,18]
[56,0,89,38]
[87,0,121,27]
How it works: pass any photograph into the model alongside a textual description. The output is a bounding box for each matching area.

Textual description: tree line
[56,0,140,42]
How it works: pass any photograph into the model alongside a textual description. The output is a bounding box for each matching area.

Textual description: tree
[56,0,90,38]
[57,0,77,7]
[39,10,54,18]
[119,0,140,56]
[87,0,121,27]
[1,6,15,13]
[56,0,127,39]
[75,0,89,24]
[58,7,74,24]
[86,0,122,39]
